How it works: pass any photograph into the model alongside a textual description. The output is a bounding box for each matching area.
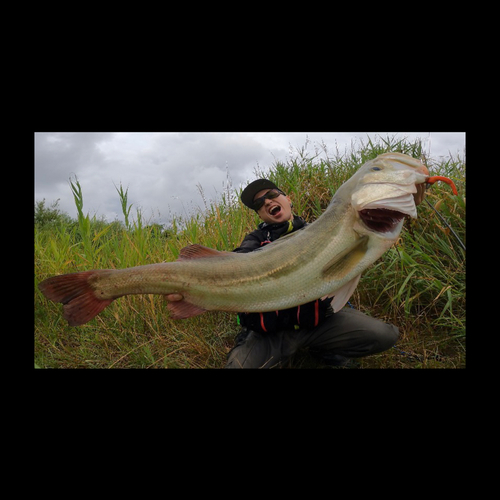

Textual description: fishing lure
[426,176,458,195]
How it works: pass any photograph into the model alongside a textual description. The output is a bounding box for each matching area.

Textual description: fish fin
[177,244,232,261]
[38,271,115,326]
[321,236,368,280]
[322,274,361,312]
[166,298,207,319]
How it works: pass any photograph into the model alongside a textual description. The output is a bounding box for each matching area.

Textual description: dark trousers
[225,308,399,369]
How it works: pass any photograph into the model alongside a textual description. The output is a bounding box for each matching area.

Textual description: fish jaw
[351,183,417,238]
[355,207,406,239]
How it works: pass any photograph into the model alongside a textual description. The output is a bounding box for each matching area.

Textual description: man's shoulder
[233,216,308,253]
[232,227,268,253]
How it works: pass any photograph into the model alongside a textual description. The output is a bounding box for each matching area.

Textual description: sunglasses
[253,189,285,211]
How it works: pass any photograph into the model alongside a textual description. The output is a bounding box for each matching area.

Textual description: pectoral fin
[322,274,361,312]
[321,236,368,280]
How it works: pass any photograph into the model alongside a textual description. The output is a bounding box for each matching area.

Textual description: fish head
[350,152,429,239]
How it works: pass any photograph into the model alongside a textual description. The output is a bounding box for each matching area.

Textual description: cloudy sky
[34,132,465,226]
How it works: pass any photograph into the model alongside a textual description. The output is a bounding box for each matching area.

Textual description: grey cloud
[34,132,465,226]
[35,132,114,193]
[34,132,287,224]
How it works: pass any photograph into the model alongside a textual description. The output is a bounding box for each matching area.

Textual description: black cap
[241,179,281,209]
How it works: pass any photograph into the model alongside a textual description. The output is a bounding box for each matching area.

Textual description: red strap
[259,312,267,332]
[296,301,320,327]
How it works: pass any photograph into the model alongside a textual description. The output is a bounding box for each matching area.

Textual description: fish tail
[38,271,115,326]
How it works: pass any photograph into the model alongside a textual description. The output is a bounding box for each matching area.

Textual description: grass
[34,135,466,368]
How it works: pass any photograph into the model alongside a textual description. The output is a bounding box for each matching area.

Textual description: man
[168,178,426,368]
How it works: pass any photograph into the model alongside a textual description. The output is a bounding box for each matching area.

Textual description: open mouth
[359,208,406,233]
[269,205,282,216]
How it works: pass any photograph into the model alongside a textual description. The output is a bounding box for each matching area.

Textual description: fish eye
[372,166,382,171]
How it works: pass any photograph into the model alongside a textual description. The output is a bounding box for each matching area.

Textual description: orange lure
[426,176,458,195]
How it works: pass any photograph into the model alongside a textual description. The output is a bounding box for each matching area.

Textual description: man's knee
[367,322,399,354]
[225,328,293,369]
[332,309,399,357]
[225,329,276,369]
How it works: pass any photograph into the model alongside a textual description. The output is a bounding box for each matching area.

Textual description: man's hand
[165,293,183,302]
[413,183,426,206]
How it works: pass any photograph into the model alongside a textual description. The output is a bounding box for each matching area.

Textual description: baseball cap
[241,179,282,210]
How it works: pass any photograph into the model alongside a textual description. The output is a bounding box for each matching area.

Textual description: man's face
[253,188,293,225]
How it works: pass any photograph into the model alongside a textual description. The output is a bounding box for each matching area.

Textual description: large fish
[39,152,446,327]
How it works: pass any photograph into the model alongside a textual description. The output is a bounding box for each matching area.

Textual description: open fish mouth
[359,208,406,233]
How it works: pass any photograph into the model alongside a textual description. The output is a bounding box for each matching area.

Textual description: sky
[34,132,465,226]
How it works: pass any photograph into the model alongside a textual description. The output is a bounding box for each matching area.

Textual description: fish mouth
[359,208,406,233]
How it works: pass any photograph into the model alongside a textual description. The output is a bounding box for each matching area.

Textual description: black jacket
[233,215,333,333]
[233,215,308,253]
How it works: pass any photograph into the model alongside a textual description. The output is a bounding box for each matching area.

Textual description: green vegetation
[34,135,466,368]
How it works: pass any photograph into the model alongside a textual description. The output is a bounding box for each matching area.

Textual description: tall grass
[34,135,466,368]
